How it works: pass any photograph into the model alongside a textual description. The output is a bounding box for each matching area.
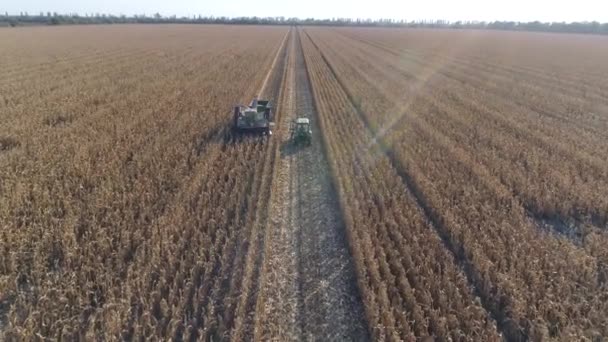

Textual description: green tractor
[290,117,312,146]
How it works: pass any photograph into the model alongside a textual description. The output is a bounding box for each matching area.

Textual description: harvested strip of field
[253,29,368,341]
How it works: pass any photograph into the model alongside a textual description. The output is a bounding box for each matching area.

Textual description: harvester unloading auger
[233,97,274,135]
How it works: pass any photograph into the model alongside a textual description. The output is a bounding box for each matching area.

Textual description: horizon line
[3,11,608,25]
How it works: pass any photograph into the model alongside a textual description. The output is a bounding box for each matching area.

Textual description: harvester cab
[290,117,312,146]
[233,97,274,135]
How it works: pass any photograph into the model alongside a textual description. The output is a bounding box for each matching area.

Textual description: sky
[4,0,608,23]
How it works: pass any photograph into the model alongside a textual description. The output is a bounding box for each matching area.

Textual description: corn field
[1,25,607,341]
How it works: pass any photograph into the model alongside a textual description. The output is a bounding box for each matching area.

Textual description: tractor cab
[290,117,312,146]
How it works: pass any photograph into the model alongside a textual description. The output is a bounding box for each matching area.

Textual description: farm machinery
[290,117,312,146]
[233,97,274,135]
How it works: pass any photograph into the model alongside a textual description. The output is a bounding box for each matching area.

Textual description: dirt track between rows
[254,29,368,341]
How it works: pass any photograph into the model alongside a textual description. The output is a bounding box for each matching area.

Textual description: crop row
[305,27,608,340]
[334,30,608,153]
[0,26,289,340]
[300,28,500,341]
[317,28,608,228]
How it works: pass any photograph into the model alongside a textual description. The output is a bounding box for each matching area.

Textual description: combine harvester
[233,97,274,135]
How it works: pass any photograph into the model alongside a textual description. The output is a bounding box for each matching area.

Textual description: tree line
[2,12,608,35]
